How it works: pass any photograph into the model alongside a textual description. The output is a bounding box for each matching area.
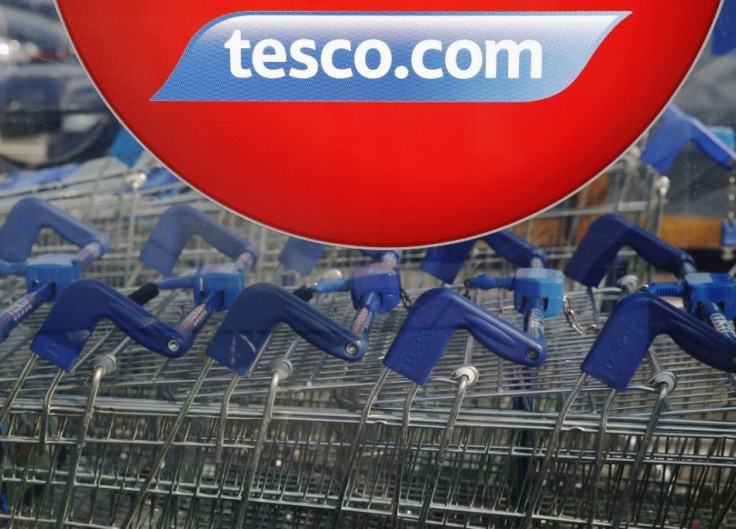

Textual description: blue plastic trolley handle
[207,283,367,376]
[0,200,111,342]
[383,288,545,385]
[582,292,736,391]
[565,214,695,287]
[139,204,259,276]
[30,279,204,370]
[0,198,111,263]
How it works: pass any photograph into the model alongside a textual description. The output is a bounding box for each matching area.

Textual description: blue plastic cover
[383,288,545,385]
[207,283,366,375]
[191,263,245,310]
[24,254,81,302]
[347,263,401,315]
[683,273,736,319]
[513,268,564,318]
[312,263,401,315]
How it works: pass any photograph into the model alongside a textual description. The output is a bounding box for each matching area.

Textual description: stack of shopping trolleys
[0,111,734,529]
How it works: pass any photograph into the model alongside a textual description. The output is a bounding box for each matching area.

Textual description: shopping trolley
[2,211,407,527]
[17,280,369,529]
[0,197,110,415]
[0,246,733,528]
[117,243,395,528]
[173,249,403,528]
[0,233,638,525]
[372,230,561,527]
[0,197,110,336]
[0,197,110,524]
[0,203,259,527]
[1,130,735,529]
[517,213,736,528]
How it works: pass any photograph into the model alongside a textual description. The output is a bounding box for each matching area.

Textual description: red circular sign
[58,0,720,247]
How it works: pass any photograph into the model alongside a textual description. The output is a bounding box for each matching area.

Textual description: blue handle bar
[0,198,111,263]
[348,261,401,314]
[207,283,367,375]
[139,204,259,276]
[383,288,545,385]
[30,279,193,370]
[582,292,736,391]
[565,214,696,287]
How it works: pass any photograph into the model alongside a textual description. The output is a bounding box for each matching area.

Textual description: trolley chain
[400,288,413,310]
